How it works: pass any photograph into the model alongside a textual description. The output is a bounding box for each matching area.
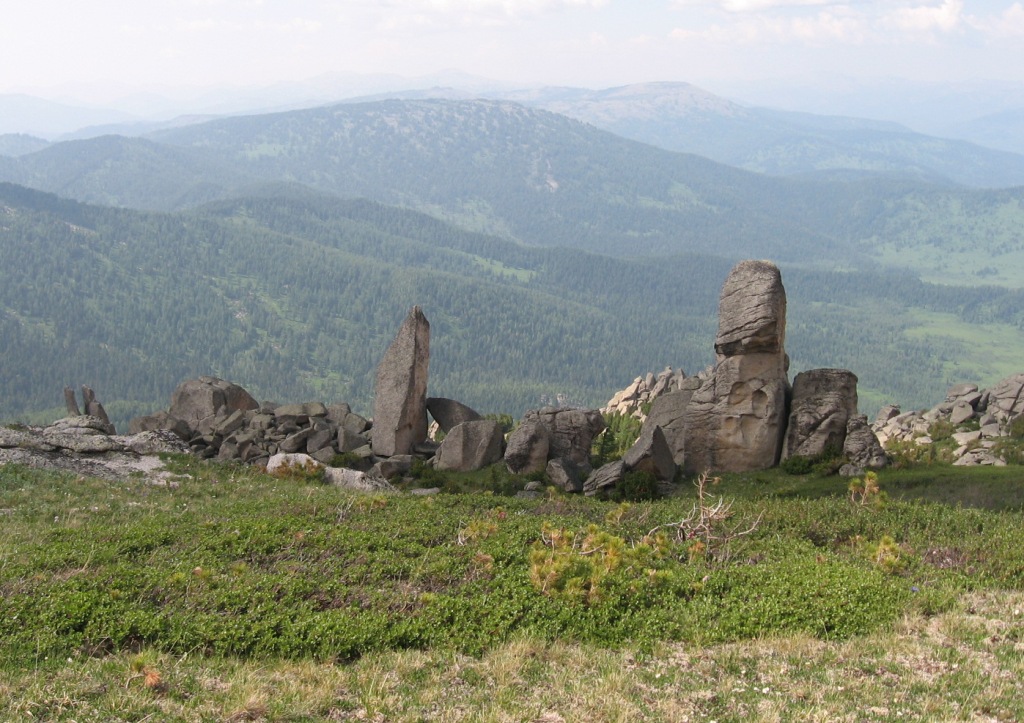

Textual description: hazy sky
[3,0,1023,100]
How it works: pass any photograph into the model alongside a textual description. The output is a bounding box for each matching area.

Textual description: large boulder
[682,261,790,474]
[640,378,703,466]
[782,369,859,461]
[521,407,606,470]
[622,425,677,482]
[426,398,482,434]
[371,306,431,457]
[435,420,505,472]
[843,415,888,470]
[167,376,259,434]
[504,418,551,475]
[583,460,626,496]
[985,374,1024,421]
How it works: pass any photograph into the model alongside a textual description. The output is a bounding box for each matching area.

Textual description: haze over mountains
[2,78,1023,430]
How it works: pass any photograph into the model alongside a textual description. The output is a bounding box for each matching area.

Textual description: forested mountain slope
[3,183,1022,429]
[1,98,1023,286]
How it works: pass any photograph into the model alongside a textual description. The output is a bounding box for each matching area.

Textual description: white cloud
[673,0,833,12]
[881,0,963,33]
[670,7,865,44]
[967,1,1024,37]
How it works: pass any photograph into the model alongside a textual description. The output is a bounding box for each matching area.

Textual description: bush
[608,471,662,502]
[781,455,815,475]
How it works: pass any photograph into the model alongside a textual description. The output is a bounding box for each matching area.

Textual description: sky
[2,0,1023,103]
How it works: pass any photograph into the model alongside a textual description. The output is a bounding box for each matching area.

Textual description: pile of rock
[130,375,374,468]
[125,308,509,491]
[872,375,1024,466]
[0,414,189,481]
[600,367,689,421]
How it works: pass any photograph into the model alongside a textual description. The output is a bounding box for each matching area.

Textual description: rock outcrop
[870,376,1024,466]
[372,306,430,458]
[682,260,790,474]
[167,376,259,434]
[0,416,188,481]
[434,419,505,472]
[426,398,482,434]
[782,369,859,461]
[505,407,605,475]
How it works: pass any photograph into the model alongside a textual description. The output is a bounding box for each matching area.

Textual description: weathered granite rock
[682,261,790,474]
[81,386,113,432]
[782,369,859,461]
[547,457,583,493]
[265,452,321,475]
[372,455,416,481]
[843,415,888,470]
[622,425,677,482]
[987,374,1024,419]
[504,418,551,475]
[521,407,606,470]
[168,377,259,434]
[426,398,482,434]
[64,386,82,416]
[949,401,975,425]
[372,307,430,457]
[435,420,505,472]
[0,418,188,481]
[324,467,399,493]
[714,260,787,358]
[583,460,626,496]
[640,379,703,466]
[128,411,192,440]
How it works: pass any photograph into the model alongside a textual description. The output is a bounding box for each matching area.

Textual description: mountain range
[1,89,1023,428]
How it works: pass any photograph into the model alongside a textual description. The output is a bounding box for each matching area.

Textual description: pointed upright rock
[371,306,431,457]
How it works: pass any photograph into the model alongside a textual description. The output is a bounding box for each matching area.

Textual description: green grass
[2,458,1024,720]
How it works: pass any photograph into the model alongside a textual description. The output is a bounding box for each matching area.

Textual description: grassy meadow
[2,455,1024,721]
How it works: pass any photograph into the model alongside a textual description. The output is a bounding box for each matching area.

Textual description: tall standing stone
[682,260,790,474]
[371,306,430,458]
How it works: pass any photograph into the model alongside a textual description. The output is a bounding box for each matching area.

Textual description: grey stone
[337,427,370,453]
[426,397,482,433]
[547,457,583,493]
[279,428,312,453]
[583,460,626,496]
[682,261,789,474]
[81,386,113,432]
[521,407,605,470]
[324,467,398,493]
[949,401,975,425]
[128,411,191,440]
[945,383,979,400]
[622,425,677,482]
[641,379,702,466]
[843,415,888,470]
[64,386,81,416]
[504,418,551,475]
[714,259,787,358]
[305,427,336,454]
[373,455,415,480]
[782,369,859,461]
[435,420,505,472]
[169,377,258,434]
[372,306,430,457]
